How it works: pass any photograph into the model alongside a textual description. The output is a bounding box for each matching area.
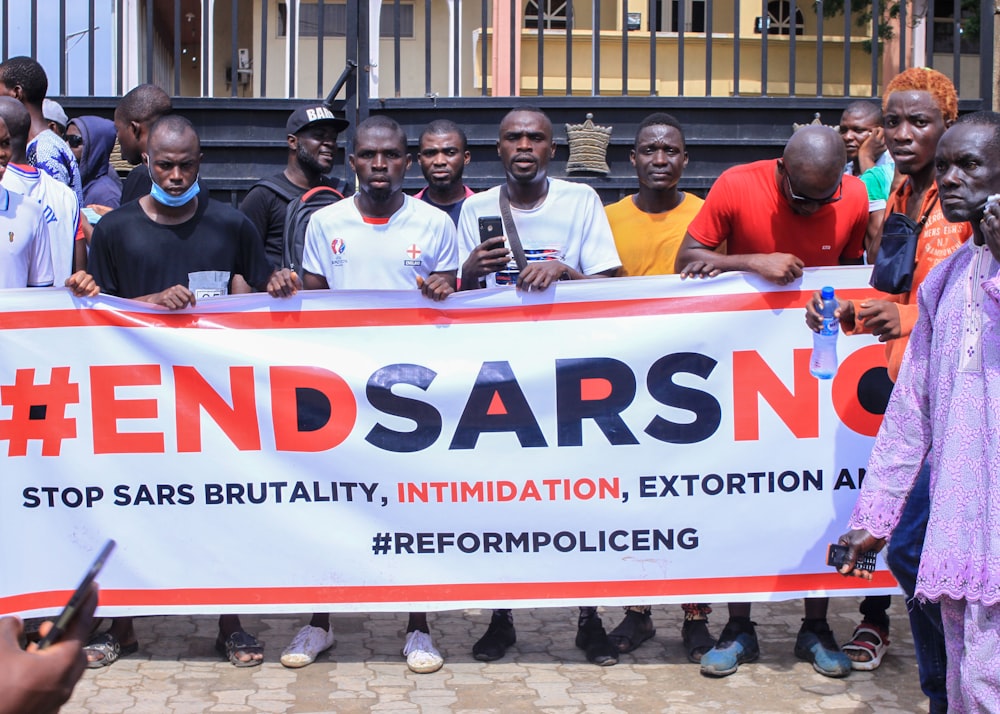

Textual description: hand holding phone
[478,216,504,244]
[36,540,114,650]
[827,543,877,573]
[461,217,510,286]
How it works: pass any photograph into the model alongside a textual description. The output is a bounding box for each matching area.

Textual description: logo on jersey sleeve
[404,243,422,267]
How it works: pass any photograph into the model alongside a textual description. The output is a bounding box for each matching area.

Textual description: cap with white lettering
[286,105,350,135]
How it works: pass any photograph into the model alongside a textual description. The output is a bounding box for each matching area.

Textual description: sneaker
[575,616,619,666]
[472,614,516,661]
[794,619,851,678]
[699,618,759,677]
[402,630,444,673]
[280,624,335,668]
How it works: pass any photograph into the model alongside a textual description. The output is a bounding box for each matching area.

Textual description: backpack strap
[251,176,298,204]
[299,184,345,203]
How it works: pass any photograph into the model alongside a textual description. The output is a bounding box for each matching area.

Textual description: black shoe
[681,619,716,663]
[472,615,516,661]
[608,609,656,653]
[575,617,619,666]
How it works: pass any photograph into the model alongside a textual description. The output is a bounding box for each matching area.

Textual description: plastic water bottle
[810,286,839,379]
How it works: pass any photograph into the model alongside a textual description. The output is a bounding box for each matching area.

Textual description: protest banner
[0,266,898,618]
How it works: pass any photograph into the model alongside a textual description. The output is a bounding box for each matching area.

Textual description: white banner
[0,267,899,618]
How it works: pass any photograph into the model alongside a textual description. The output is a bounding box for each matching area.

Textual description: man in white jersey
[0,115,52,288]
[0,97,83,284]
[297,115,456,675]
[302,115,457,297]
[458,107,620,291]
[456,107,622,667]
[0,115,93,297]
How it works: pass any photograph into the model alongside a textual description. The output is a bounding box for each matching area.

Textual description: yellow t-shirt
[605,192,705,276]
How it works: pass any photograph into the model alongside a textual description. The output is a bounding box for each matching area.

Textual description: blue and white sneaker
[795,619,851,678]
[699,618,759,677]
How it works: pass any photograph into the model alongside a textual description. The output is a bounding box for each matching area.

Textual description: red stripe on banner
[0,289,881,331]
[2,571,897,611]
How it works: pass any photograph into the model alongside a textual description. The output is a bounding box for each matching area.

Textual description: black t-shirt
[119,168,152,205]
[88,197,273,298]
[240,172,339,268]
[419,193,467,227]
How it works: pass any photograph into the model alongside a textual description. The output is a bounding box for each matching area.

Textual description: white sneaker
[402,630,444,673]
[280,625,335,668]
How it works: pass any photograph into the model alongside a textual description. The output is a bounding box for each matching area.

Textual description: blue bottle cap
[821,286,835,299]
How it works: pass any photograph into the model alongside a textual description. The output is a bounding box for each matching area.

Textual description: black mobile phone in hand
[35,539,115,650]
[478,216,504,244]
[827,543,877,572]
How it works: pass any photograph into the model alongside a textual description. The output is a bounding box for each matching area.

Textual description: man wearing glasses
[675,125,867,285]
[672,125,868,680]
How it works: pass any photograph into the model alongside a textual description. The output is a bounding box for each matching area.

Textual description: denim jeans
[884,462,948,714]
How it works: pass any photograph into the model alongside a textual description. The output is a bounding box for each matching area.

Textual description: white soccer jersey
[457,178,621,288]
[3,163,81,284]
[0,186,54,288]
[302,194,458,290]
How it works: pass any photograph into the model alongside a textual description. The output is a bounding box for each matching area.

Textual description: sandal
[215,630,264,668]
[608,609,656,653]
[84,632,139,669]
[682,619,716,663]
[841,622,889,671]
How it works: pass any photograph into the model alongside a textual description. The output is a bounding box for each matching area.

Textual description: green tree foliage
[821,1,979,53]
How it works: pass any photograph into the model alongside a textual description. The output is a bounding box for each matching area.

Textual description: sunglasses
[783,170,842,205]
[64,134,84,149]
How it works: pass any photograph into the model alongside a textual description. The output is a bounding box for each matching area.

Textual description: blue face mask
[148,169,200,207]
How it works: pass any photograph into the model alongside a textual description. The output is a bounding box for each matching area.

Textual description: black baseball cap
[286,105,350,135]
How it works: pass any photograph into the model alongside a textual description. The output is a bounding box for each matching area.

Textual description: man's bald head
[0,95,31,160]
[782,126,846,202]
[115,84,172,126]
[147,114,201,156]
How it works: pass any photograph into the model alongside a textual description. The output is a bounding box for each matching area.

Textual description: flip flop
[215,630,264,667]
[842,623,889,671]
[84,631,139,669]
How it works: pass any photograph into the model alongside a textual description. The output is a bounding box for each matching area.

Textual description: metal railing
[0,0,992,106]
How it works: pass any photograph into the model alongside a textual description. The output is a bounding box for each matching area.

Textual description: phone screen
[35,539,115,650]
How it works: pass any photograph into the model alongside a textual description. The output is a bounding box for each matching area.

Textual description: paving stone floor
[63,597,929,713]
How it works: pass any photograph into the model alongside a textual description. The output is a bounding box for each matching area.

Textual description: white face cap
[42,98,68,128]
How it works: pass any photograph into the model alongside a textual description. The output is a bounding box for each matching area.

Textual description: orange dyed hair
[883,67,958,123]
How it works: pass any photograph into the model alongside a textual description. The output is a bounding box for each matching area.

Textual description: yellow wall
[240,0,980,100]
[474,29,882,98]
[254,0,454,100]
[212,0,255,98]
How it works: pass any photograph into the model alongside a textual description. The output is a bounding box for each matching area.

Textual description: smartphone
[827,543,877,572]
[35,539,115,650]
[478,216,504,244]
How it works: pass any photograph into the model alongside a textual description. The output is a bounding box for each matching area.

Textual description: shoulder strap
[916,193,938,229]
[252,177,298,203]
[499,185,528,271]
